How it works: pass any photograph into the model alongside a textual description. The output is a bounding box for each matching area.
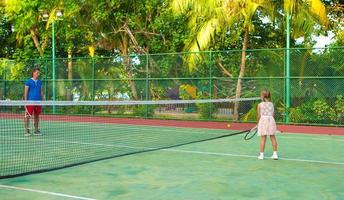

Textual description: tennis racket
[225,125,258,140]
[243,126,258,140]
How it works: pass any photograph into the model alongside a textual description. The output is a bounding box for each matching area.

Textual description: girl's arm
[272,102,275,117]
[256,104,260,122]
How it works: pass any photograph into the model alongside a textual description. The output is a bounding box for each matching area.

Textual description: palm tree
[283,0,328,38]
[282,0,328,107]
[171,0,274,119]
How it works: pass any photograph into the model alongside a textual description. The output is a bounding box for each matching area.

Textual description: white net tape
[0,97,260,106]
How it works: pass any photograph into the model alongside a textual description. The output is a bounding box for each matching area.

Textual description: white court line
[2,135,344,166]
[163,149,344,166]
[278,135,344,142]
[0,184,96,200]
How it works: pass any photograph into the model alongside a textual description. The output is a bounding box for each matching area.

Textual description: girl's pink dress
[257,102,277,136]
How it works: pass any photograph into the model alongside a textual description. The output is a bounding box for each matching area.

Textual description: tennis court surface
[1,101,344,200]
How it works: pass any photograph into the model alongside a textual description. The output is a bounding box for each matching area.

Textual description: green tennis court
[1,116,344,200]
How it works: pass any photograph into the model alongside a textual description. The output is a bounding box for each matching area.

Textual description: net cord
[0,97,260,106]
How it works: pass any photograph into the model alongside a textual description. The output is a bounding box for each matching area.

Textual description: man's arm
[24,86,29,101]
[41,85,44,100]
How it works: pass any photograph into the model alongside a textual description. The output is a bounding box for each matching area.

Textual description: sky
[295,31,335,48]
[261,16,337,49]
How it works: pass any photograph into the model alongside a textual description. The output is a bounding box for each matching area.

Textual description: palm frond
[308,0,328,27]
[171,0,273,71]
[186,18,220,70]
[284,0,296,15]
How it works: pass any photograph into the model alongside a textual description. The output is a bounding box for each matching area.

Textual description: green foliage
[196,103,214,119]
[179,84,196,100]
[59,106,92,115]
[0,8,15,58]
[114,106,126,115]
[289,98,340,124]
[195,92,217,119]
[241,102,258,122]
[313,99,337,122]
[133,105,155,117]
[335,95,344,113]
[335,95,344,123]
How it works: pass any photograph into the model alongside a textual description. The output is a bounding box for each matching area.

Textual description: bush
[313,99,336,122]
[335,95,344,123]
[179,84,196,100]
[133,105,155,117]
[115,106,126,115]
[289,99,336,124]
[195,91,218,119]
[196,103,217,119]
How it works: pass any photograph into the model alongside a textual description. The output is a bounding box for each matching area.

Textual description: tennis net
[0,98,259,178]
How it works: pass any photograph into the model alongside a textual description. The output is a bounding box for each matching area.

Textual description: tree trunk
[126,61,138,100]
[120,33,138,100]
[30,27,44,56]
[233,27,249,120]
[297,48,310,105]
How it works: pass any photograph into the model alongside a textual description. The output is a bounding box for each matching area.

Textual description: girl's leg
[258,135,267,159]
[270,135,278,159]
[260,135,267,152]
[270,135,278,152]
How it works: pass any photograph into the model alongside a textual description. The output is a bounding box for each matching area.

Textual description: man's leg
[24,106,32,136]
[34,114,39,131]
[33,106,41,135]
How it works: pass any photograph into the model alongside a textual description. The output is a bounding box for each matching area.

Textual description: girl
[257,89,278,160]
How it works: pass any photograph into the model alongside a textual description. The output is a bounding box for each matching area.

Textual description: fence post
[52,21,56,114]
[145,54,149,118]
[91,57,95,115]
[208,51,213,120]
[44,59,48,101]
[285,13,291,124]
[3,61,6,100]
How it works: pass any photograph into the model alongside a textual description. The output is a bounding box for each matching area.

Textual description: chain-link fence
[1,47,343,125]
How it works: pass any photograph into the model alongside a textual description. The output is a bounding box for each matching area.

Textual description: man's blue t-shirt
[25,79,42,100]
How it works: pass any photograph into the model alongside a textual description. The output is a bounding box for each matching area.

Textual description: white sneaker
[34,130,42,136]
[258,154,264,160]
[271,153,278,160]
[24,129,30,137]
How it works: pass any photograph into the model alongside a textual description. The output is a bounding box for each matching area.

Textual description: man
[24,67,44,136]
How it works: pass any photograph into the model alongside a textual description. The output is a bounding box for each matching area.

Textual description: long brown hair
[261,89,271,102]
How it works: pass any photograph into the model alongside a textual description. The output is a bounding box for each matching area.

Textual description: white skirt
[257,116,277,136]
